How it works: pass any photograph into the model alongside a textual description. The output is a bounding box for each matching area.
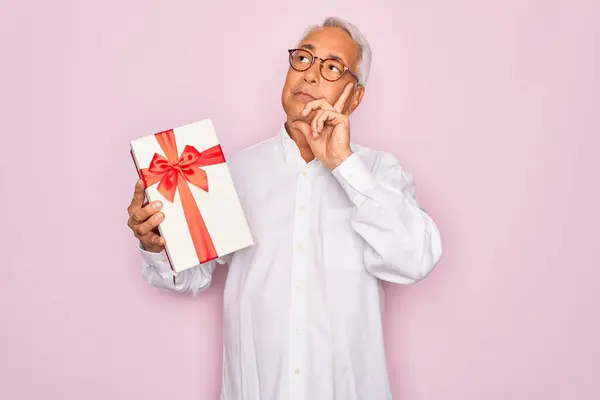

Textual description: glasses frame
[287,48,359,83]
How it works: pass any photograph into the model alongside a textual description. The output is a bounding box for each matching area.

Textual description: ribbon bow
[139,129,226,264]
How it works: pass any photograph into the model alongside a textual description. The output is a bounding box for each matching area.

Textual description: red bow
[139,129,226,264]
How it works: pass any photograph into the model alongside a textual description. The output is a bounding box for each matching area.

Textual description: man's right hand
[127,179,166,253]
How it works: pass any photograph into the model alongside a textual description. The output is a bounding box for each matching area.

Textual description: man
[127,17,442,400]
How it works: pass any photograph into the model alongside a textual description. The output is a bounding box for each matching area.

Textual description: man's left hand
[291,83,355,170]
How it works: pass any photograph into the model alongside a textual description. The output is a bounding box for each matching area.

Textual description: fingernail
[156,212,164,220]
[153,201,162,209]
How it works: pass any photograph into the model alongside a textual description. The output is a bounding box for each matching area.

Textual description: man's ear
[346,85,365,115]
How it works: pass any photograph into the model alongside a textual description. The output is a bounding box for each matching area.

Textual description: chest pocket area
[321,207,364,270]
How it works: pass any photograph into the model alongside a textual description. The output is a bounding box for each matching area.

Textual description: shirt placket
[288,164,312,400]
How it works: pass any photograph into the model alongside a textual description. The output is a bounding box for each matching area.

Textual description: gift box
[130,119,253,273]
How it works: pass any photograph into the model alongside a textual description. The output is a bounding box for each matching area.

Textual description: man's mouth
[294,91,317,102]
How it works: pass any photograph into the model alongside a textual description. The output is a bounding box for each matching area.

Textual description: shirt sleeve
[139,245,231,296]
[331,152,443,284]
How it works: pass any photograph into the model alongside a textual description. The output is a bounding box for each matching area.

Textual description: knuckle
[135,225,146,236]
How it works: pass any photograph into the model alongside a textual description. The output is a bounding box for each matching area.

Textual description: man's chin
[284,98,314,124]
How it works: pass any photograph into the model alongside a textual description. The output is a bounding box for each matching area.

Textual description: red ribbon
[139,129,225,263]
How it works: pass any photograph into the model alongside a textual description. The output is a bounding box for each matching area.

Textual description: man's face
[281,26,364,123]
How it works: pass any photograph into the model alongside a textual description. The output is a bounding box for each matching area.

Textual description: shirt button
[294,368,300,374]
[297,244,303,250]
[302,171,307,177]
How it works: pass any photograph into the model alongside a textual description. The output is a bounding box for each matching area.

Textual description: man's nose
[302,62,320,84]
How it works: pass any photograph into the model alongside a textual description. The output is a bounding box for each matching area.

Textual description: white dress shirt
[140,125,443,400]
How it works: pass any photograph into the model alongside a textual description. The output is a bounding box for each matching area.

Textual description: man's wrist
[140,241,164,254]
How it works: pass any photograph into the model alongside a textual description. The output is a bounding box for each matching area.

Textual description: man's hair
[297,17,372,86]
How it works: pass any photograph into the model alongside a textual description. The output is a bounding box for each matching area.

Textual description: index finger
[129,179,146,215]
[333,83,354,113]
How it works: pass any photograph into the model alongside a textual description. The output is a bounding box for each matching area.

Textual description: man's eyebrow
[299,44,346,63]
[299,43,315,51]
[326,54,343,62]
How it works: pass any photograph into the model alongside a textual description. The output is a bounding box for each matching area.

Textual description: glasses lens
[321,59,345,81]
[290,49,313,71]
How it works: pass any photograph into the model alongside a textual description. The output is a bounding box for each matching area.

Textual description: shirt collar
[279,124,298,164]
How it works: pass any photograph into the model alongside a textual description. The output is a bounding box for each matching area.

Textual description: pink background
[1,0,599,399]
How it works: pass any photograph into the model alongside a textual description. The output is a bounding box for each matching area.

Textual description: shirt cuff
[331,152,377,202]
[139,244,173,272]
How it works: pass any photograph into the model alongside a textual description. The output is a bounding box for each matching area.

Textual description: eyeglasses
[287,48,359,83]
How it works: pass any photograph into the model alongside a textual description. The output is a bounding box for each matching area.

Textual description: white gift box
[130,119,253,272]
